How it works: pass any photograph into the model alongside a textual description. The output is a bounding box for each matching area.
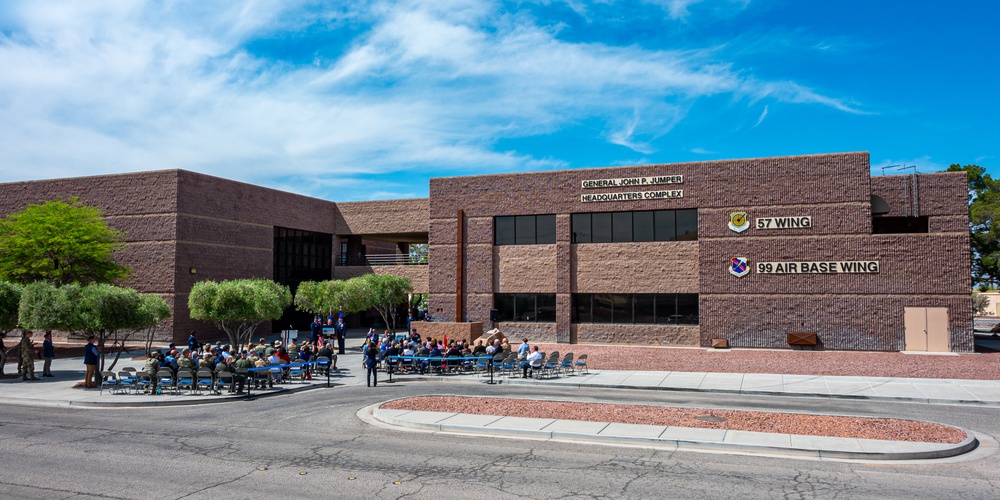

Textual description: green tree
[356,273,412,333]
[293,280,347,317]
[948,164,1000,288]
[0,197,129,285]
[138,294,172,357]
[188,279,292,351]
[0,281,22,375]
[409,243,429,264]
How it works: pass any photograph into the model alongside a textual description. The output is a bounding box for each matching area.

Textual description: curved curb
[4,384,330,409]
[368,401,978,461]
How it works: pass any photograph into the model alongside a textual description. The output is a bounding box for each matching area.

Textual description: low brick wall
[412,322,484,343]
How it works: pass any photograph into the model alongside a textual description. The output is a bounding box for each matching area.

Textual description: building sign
[582,175,683,189]
[581,190,683,203]
[755,261,880,274]
[755,216,812,229]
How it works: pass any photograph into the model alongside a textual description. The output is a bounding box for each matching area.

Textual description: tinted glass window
[654,210,676,241]
[495,217,515,245]
[592,213,613,243]
[676,209,698,241]
[612,212,633,242]
[536,215,556,244]
[494,294,516,322]
[592,293,614,323]
[572,213,591,243]
[634,294,655,323]
[536,294,556,322]
[612,294,632,323]
[656,294,677,324]
[633,211,655,242]
[677,294,699,324]
[515,216,536,245]
[573,294,592,323]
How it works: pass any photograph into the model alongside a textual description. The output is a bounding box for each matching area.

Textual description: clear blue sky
[0,1,995,201]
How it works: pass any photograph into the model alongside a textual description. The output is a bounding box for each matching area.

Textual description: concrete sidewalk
[367,404,980,461]
[490,370,1000,405]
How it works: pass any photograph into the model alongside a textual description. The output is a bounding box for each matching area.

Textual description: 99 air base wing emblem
[729,257,749,277]
[728,212,749,233]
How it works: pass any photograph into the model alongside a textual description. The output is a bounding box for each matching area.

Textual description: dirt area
[537,344,1000,380]
[383,396,968,444]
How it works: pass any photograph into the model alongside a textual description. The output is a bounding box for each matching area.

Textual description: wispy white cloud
[0,0,864,199]
[753,105,768,127]
[690,147,714,155]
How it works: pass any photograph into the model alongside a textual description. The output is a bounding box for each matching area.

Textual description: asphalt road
[2,382,999,499]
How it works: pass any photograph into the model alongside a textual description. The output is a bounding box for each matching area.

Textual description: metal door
[904,307,950,352]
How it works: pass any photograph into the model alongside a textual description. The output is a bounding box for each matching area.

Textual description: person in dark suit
[334,317,347,355]
[310,316,322,346]
[363,340,378,387]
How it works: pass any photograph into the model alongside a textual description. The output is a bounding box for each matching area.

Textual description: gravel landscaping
[383,396,968,444]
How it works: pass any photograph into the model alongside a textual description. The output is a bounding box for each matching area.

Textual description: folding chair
[573,354,588,374]
[117,370,137,393]
[156,368,176,395]
[287,363,305,383]
[559,353,574,375]
[196,368,215,394]
[217,370,235,393]
[100,371,120,395]
[540,352,560,378]
[176,369,196,394]
[135,371,154,394]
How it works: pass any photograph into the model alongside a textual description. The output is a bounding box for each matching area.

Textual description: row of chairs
[101,357,335,395]
[493,352,589,378]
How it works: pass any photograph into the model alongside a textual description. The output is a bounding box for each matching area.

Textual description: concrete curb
[392,373,1000,407]
[369,402,978,461]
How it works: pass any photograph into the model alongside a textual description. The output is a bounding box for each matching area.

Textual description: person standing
[83,335,100,388]
[334,317,347,355]
[41,332,55,377]
[363,340,378,387]
[187,330,200,352]
[310,316,322,346]
[20,331,39,381]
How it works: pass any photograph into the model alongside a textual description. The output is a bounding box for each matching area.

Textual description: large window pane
[612,212,633,242]
[677,294,699,324]
[612,294,633,323]
[654,210,676,241]
[573,294,592,323]
[656,294,677,324]
[536,294,556,322]
[676,209,698,241]
[572,214,591,243]
[515,216,536,245]
[494,294,515,322]
[592,293,614,323]
[514,294,535,321]
[635,294,655,323]
[536,215,556,244]
[633,211,655,242]
[592,213,613,243]
[495,216,515,245]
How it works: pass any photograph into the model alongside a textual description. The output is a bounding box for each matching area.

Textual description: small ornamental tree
[0,197,129,285]
[188,279,292,351]
[138,294,172,357]
[356,273,412,333]
[293,280,347,318]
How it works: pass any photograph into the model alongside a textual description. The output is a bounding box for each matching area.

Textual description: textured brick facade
[0,152,971,352]
[428,152,972,351]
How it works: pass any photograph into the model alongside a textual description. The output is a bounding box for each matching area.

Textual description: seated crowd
[134,334,340,395]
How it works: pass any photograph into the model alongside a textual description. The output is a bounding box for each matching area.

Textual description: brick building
[0,152,971,351]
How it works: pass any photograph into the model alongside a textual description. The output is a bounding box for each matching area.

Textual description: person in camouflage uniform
[177,350,197,372]
[20,331,39,381]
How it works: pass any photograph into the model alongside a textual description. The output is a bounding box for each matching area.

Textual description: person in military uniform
[20,331,39,381]
[232,351,254,393]
[142,351,161,393]
[177,349,197,372]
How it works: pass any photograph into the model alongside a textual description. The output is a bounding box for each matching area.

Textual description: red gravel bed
[383,396,967,444]
[539,344,1000,380]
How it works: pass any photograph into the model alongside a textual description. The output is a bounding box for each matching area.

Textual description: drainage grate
[695,415,727,422]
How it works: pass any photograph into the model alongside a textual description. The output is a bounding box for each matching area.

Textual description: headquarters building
[0,152,971,352]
